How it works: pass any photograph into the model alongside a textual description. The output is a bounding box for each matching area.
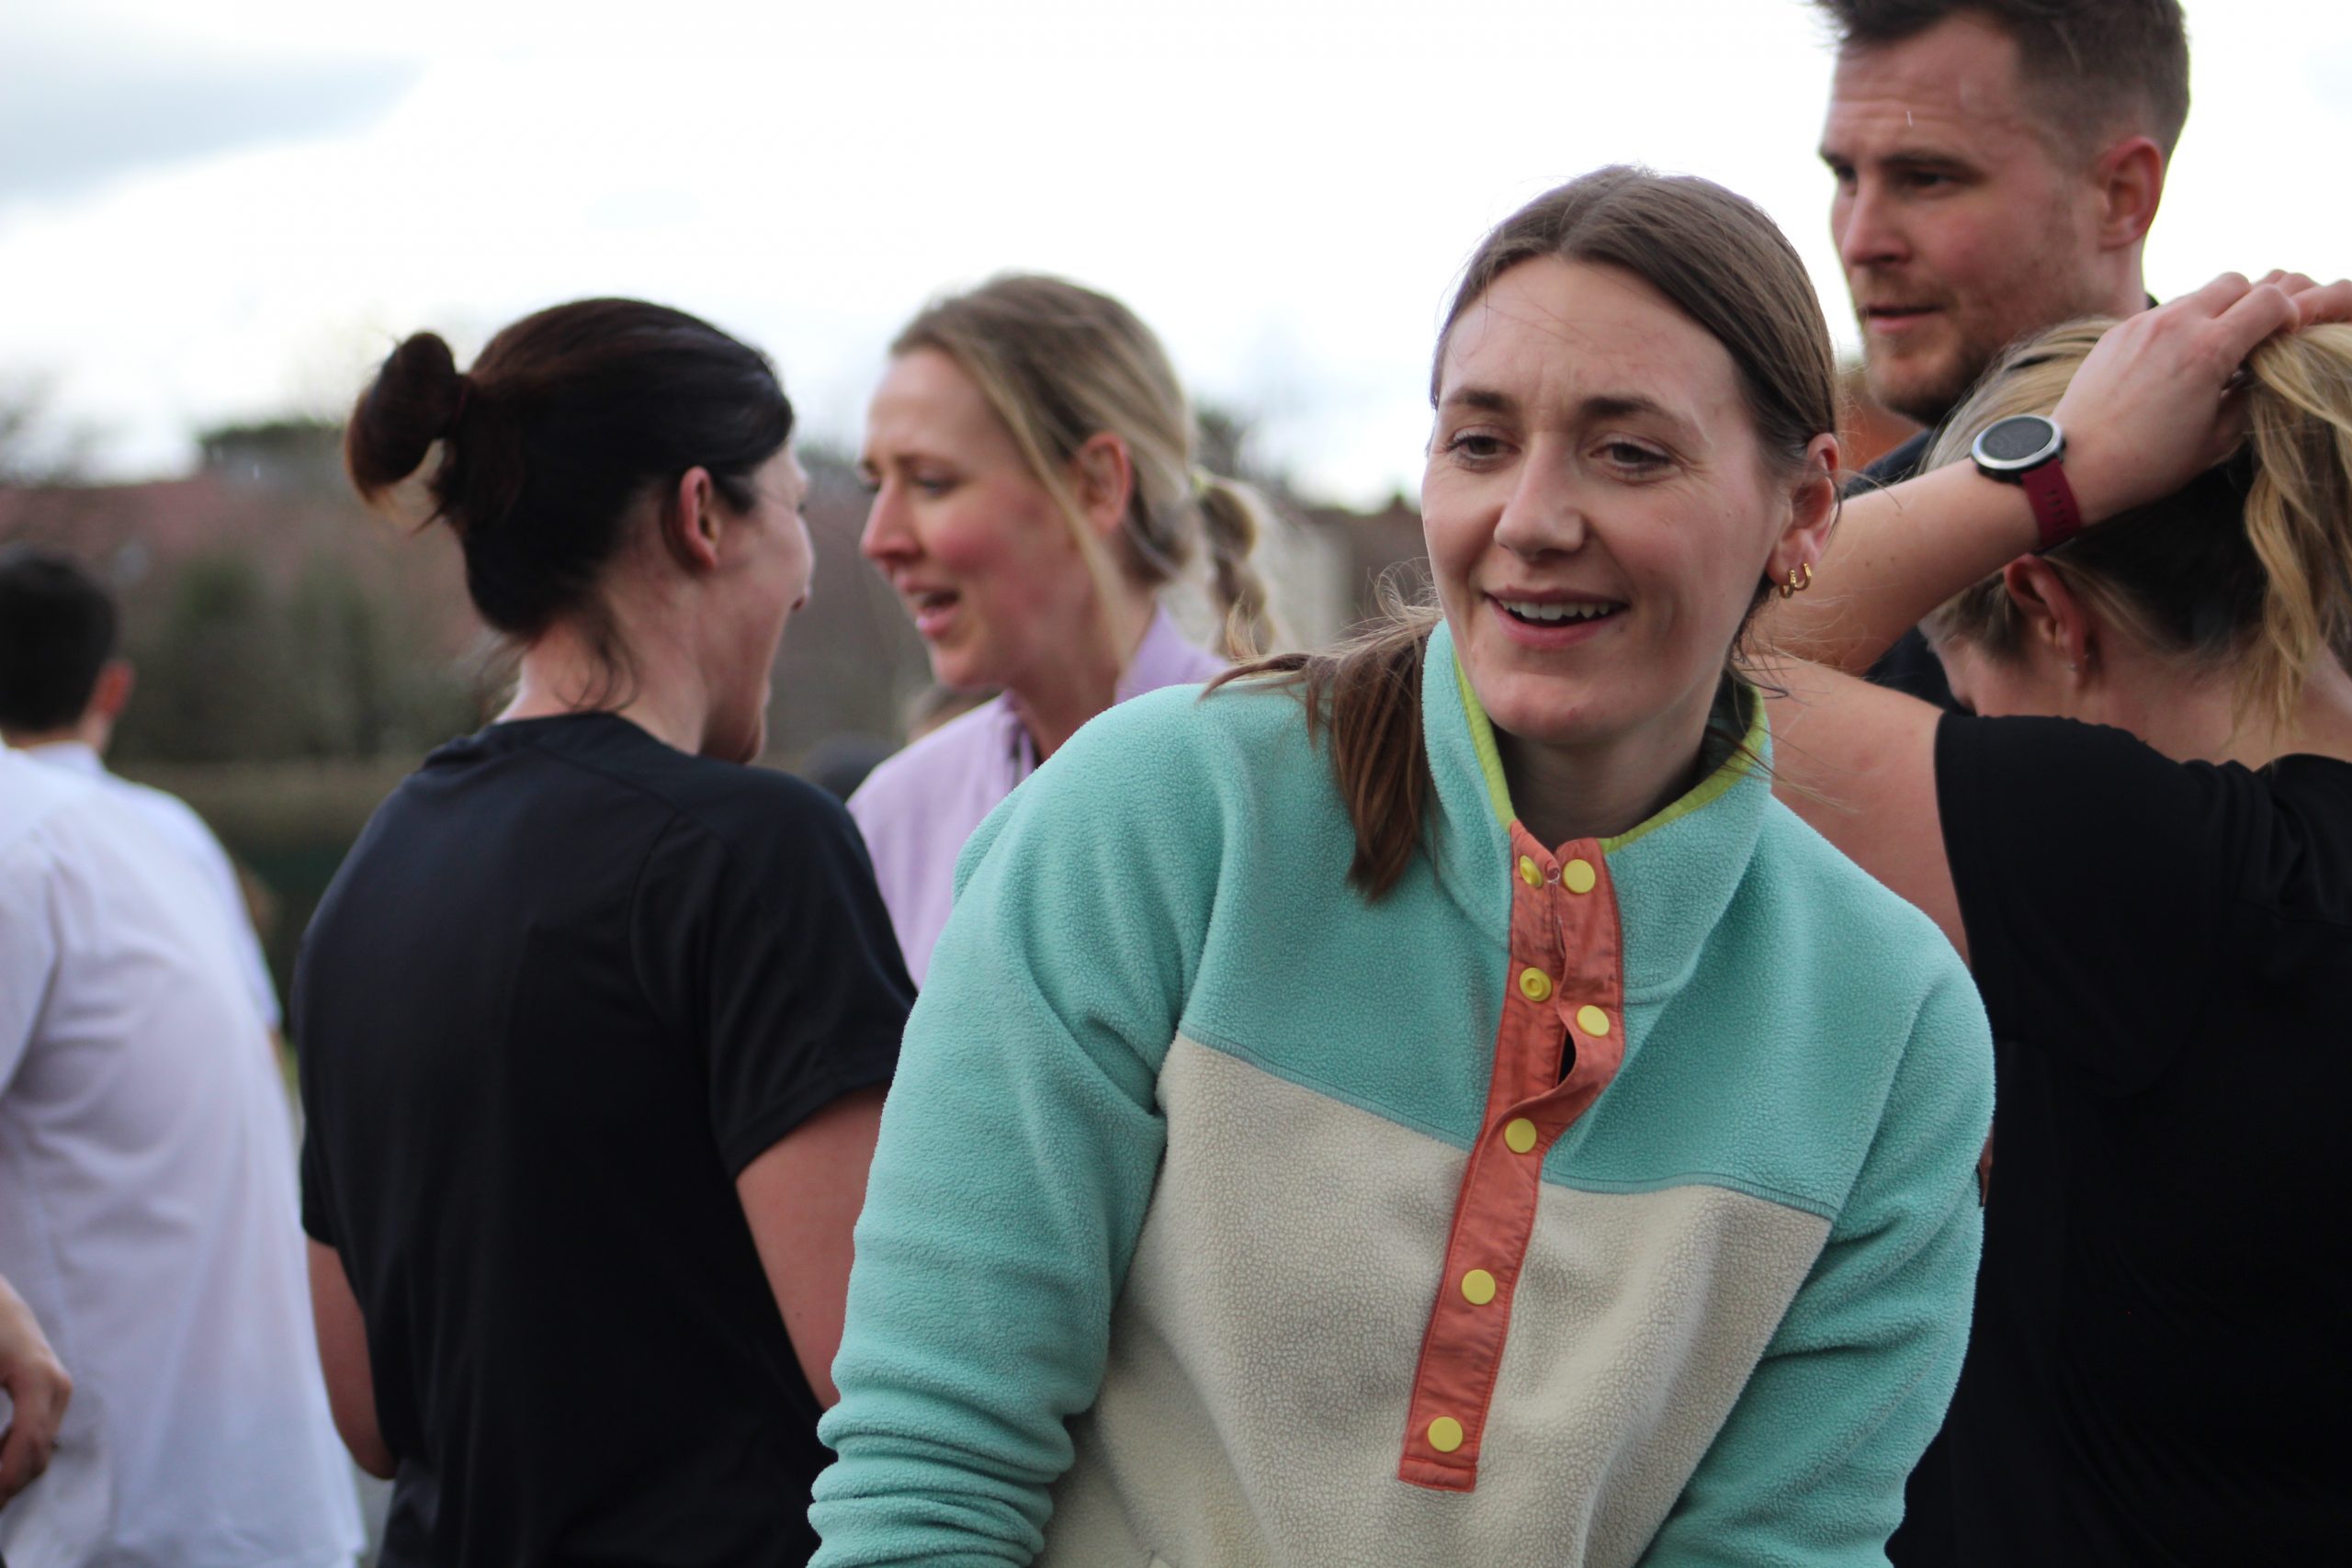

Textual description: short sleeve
[636,783,913,1176]
[1934,714,2246,1088]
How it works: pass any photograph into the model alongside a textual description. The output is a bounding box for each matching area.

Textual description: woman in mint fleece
[813,169,1990,1566]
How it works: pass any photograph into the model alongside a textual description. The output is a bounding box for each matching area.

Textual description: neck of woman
[1007,585,1159,763]
[1496,716,1713,851]
[501,604,712,757]
[2160,654,2352,771]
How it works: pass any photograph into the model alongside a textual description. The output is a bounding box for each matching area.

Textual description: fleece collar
[1420,620,1771,1001]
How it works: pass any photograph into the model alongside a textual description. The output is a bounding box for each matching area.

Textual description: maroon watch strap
[2022,461,2083,552]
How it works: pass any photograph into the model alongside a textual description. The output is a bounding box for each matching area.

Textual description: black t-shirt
[297,714,911,1568]
[1855,429,1962,711]
[1900,714,2352,1565]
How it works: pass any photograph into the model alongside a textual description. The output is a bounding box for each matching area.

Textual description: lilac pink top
[848,607,1224,984]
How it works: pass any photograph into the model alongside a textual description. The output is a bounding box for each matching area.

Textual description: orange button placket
[1397,821,1627,1492]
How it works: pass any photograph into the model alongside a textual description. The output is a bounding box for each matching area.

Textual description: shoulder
[1934,713,2233,863]
[1040,676,1314,807]
[0,750,90,856]
[645,752,868,875]
[1747,798,1993,1111]
[953,677,1322,888]
[849,696,1013,823]
[104,774,232,863]
[1750,793,1973,998]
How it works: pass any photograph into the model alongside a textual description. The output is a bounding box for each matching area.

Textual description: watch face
[1975,414,2062,469]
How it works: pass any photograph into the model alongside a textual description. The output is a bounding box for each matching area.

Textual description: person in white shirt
[0,547,280,1032]
[0,750,361,1568]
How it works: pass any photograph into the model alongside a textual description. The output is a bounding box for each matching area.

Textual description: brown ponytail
[1211,581,1440,897]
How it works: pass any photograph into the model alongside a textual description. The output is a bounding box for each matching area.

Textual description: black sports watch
[1970,413,2082,550]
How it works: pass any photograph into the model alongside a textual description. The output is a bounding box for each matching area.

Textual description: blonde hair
[1923,321,2352,730]
[891,274,1276,660]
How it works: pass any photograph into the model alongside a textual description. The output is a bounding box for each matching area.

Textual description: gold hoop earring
[1776,561,1814,600]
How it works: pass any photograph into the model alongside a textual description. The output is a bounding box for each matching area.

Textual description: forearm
[1771,273,2352,672]
[809,1000,1165,1565]
[1766,461,2040,672]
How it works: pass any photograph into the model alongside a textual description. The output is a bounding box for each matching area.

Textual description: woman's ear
[1998,555,2098,677]
[662,467,725,572]
[1069,432,1135,542]
[1769,432,1842,581]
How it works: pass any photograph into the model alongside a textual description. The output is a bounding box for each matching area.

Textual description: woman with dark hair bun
[300,299,913,1566]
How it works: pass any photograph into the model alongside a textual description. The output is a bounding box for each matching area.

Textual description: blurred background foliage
[0,375,1919,1020]
[0,386,1430,1018]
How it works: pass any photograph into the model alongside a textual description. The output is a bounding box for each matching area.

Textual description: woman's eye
[912,475,955,497]
[1443,433,1507,463]
[1600,440,1668,470]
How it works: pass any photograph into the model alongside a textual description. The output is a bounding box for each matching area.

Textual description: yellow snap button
[1503,1117,1538,1154]
[1518,854,1541,887]
[1461,1268,1498,1305]
[1428,1416,1464,1453]
[1576,1004,1611,1037]
[1518,967,1553,1003]
[1563,857,1598,895]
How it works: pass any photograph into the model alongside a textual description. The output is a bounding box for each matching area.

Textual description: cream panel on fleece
[1039,1037,1833,1568]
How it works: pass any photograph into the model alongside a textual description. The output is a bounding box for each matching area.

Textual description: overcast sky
[3,0,2346,503]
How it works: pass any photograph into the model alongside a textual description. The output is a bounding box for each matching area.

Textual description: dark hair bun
[345,332,466,501]
[342,299,792,642]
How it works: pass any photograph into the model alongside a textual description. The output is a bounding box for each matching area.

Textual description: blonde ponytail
[2241,324,2352,726]
[1924,321,2352,733]
[1193,470,1278,660]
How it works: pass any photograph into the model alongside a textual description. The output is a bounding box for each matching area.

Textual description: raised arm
[1761,275,2349,939]
[1773,273,2345,674]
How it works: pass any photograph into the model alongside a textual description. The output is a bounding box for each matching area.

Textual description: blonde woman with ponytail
[852,274,1278,983]
[1762,273,2352,1565]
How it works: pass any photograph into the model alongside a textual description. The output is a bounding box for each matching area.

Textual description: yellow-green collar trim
[1454,656,1515,828]
[1450,652,1767,854]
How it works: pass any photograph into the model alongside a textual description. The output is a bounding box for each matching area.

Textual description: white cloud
[1,0,2344,503]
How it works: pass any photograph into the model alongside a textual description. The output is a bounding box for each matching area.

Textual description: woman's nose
[1492,461,1589,559]
[859,485,910,563]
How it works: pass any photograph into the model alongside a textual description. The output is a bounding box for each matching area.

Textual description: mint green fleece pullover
[812,624,1993,1567]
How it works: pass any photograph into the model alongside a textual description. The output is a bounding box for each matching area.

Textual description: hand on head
[2052,271,2352,525]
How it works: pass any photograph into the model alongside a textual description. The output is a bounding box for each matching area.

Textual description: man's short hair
[1816,1,2190,156]
[0,547,119,732]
